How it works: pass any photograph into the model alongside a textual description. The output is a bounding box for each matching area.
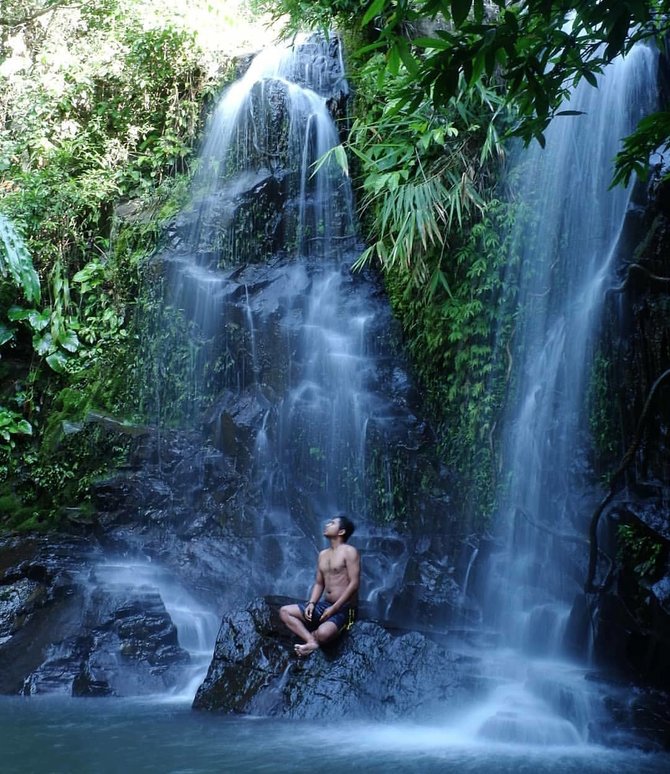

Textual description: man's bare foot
[294,640,319,657]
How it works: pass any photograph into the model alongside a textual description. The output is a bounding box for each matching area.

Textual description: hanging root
[515,506,588,546]
[584,367,670,593]
[516,506,615,590]
[606,262,670,295]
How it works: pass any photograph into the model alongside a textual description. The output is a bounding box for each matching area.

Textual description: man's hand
[320,606,336,621]
[304,601,315,621]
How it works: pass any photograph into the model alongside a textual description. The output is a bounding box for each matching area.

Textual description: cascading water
[465,45,659,746]
[139,33,422,685]
[90,561,221,701]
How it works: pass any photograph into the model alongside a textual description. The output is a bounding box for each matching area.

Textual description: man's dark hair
[336,514,355,541]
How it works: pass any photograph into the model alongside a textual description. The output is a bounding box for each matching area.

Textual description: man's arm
[322,548,360,619]
[304,562,325,621]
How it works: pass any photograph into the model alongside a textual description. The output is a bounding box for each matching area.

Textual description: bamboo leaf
[413,37,451,50]
[362,0,387,27]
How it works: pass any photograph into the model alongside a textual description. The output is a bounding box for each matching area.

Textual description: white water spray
[471,45,659,746]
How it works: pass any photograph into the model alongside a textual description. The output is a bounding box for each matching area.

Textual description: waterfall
[141,32,423,645]
[90,561,220,701]
[136,33,659,731]
[468,45,658,745]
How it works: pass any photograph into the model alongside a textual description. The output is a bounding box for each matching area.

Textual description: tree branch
[516,506,588,546]
[0,2,82,30]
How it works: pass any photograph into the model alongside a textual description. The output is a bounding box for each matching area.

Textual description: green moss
[381,201,518,530]
[588,352,618,468]
[0,492,34,525]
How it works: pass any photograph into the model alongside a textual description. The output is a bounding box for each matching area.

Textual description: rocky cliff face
[587,168,670,693]
[0,255,468,698]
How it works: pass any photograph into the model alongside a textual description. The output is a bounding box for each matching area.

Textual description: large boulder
[0,535,191,696]
[192,596,477,718]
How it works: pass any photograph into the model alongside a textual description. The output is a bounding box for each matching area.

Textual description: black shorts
[298,600,357,633]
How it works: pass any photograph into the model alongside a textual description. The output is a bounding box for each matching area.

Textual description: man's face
[323,517,342,538]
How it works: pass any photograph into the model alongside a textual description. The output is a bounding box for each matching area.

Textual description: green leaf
[388,44,401,75]
[46,350,69,373]
[605,11,631,61]
[333,144,350,176]
[413,37,451,51]
[15,420,32,435]
[362,0,387,26]
[7,306,51,332]
[7,306,31,322]
[310,144,349,178]
[582,69,598,88]
[33,332,54,356]
[58,330,81,353]
[429,268,452,298]
[0,215,41,304]
[451,0,473,27]
[396,38,419,75]
[0,323,13,346]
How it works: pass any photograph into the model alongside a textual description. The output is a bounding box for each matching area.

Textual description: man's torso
[319,545,358,605]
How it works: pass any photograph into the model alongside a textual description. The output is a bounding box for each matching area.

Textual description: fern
[348,58,505,290]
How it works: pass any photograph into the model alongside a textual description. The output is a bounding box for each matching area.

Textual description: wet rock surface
[0,535,190,696]
[193,596,476,719]
[592,172,670,702]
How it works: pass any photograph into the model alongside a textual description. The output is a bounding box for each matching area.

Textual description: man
[280,514,360,657]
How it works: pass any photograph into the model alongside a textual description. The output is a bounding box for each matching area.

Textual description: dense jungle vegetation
[1,0,668,530]
[0,0,271,526]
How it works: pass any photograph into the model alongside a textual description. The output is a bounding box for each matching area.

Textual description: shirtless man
[279,514,360,657]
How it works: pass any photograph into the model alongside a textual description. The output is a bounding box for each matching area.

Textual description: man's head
[327,513,355,542]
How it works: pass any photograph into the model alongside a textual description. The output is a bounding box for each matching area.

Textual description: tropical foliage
[251,0,670,526]
[0,0,264,526]
[2,0,667,532]
[259,1,670,176]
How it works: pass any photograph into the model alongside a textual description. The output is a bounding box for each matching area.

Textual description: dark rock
[206,388,271,460]
[20,582,190,697]
[386,554,463,630]
[652,574,670,616]
[0,534,193,697]
[595,131,670,702]
[192,596,474,718]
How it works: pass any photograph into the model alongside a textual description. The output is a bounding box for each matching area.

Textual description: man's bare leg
[294,620,339,657]
[279,604,318,654]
